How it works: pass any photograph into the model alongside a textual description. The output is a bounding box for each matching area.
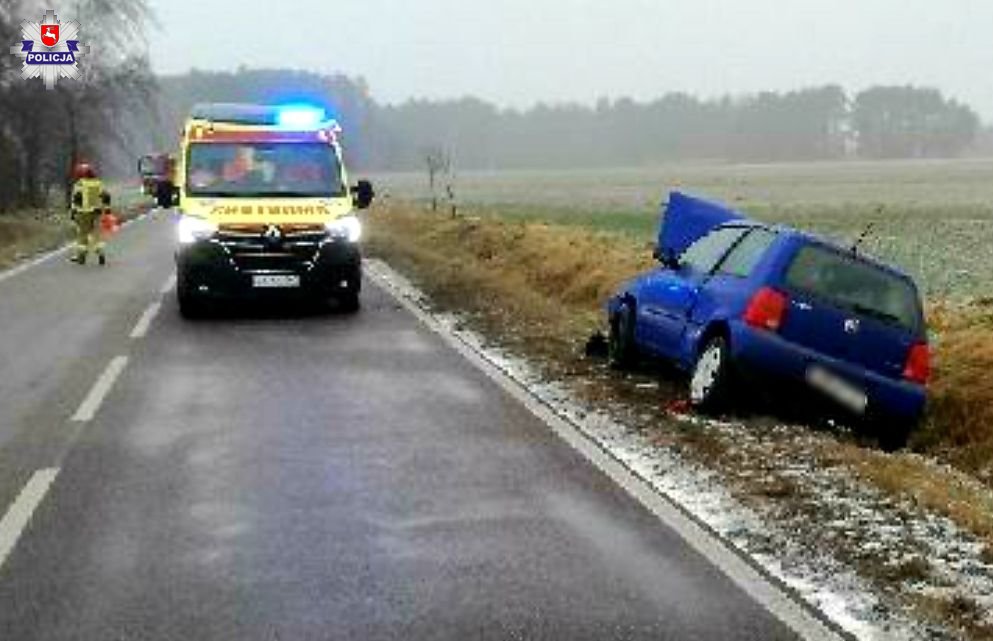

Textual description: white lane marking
[130,301,162,339]
[366,260,847,641]
[71,356,128,423]
[0,468,59,572]
[160,273,177,295]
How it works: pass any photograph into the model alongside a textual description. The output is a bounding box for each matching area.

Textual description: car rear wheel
[608,302,637,369]
[689,336,735,413]
[876,420,913,452]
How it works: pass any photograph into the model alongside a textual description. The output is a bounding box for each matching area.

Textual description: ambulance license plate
[252,274,300,289]
[806,366,867,414]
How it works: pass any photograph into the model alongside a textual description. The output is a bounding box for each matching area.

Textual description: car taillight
[903,342,930,385]
[743,287,788,332]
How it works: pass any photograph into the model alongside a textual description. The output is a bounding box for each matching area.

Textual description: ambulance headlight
[325,215,362,242]
[177,216,217,244]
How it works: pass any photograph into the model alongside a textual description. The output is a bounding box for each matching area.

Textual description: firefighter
[69,162,109,265]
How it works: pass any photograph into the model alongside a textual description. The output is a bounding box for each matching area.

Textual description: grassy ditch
[365,201,993,544]
[0,210,73,269]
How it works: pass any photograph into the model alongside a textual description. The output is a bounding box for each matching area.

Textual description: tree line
[0,36,986,213]
[0,0,154,212]
[152,70,984,172]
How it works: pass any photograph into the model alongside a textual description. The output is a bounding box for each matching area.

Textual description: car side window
[717,229,777,278]
[680,227,747,274]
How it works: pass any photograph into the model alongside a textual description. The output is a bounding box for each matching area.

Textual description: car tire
[877,421,913,453]
[177,285,205,319]
[608,302,637,369]
[337,291,360,314]
[689,335,735,413]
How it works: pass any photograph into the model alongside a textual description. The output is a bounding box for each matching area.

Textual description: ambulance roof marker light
[276,105,326,129]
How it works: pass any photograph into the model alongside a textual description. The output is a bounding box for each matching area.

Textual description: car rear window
[784,245,920,331]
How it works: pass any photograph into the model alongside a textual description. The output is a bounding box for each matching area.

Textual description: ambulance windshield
[186,142,344,198]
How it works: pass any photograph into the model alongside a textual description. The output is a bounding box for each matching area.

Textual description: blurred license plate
[806,366,867,414]
[252,275,300,289]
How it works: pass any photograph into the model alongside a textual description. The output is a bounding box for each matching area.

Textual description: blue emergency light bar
[276,105,326,129]
[190,103,334,130]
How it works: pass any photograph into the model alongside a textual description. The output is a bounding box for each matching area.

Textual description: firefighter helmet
[72,162,97,180]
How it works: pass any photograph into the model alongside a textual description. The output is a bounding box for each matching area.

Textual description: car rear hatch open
[657,191,744,259]
[776,243,924,381]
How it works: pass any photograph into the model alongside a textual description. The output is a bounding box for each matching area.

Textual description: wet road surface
[0,211,803,640]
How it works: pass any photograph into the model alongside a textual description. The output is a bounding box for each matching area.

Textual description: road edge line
[0,245,73,285]
[366,259,851,641]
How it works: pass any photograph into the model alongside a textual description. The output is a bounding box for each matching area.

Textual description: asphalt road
[0,210,803,640]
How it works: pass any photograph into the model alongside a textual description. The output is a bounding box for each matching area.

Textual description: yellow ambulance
[172,103,374,317]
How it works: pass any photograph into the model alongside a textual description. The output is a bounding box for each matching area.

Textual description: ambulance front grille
[215,228,326,272]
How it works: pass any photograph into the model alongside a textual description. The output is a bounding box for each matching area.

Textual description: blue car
[606,192,929,449]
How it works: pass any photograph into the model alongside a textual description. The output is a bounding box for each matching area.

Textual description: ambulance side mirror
[352,180,374,210]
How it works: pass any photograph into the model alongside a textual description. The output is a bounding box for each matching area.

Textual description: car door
[683,228,779,363]
[637,226,748,358]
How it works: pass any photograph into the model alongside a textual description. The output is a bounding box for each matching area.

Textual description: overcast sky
[146,0,993,119]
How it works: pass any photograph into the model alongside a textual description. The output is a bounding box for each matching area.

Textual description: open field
[375,159,993,210]
[373,159,993,298]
